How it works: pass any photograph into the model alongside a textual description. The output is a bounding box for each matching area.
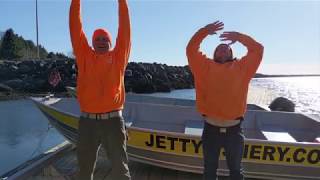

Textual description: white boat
[31,94,320,180]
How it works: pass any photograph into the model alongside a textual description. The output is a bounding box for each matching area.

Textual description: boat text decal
[127,129,320,167]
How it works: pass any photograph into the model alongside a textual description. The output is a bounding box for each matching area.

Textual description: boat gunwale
[31,97,320,148]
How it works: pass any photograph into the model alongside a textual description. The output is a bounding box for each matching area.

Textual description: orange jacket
[69,0,131,113]
[187,28,263,120]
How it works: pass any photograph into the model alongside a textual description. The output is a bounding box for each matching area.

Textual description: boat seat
[261,130,296,142]
[124,117,133,127]
[184,120,203,136]
[133,121,185,132]
[125,122,133,127]
[123,111,134,127]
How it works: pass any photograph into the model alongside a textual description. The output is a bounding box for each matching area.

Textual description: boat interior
[45,95,320,143]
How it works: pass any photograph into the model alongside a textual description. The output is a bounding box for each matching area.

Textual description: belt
[81,110,122,120]
[205,121,242,134]
[203,116,243,127]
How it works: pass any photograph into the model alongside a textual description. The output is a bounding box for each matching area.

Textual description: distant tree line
[0,29,69,60]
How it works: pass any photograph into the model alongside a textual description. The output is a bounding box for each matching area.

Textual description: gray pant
[77,116,131,180]
[202,122,244,180]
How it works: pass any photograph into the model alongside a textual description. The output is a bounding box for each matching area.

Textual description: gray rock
[269,97,295,112]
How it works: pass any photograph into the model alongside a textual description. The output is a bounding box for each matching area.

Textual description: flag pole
[36,0,40,59]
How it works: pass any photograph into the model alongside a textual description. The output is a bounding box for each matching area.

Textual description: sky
[0,0,319,75]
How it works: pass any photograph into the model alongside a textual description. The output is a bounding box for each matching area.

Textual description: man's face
[214,44,233,63]
[93,35,111,54]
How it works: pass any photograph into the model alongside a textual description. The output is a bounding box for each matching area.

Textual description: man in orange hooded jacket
[187,21,264,180]
[69,0,131,179]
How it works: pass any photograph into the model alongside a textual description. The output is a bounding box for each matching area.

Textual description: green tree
[0,29,23,60]
[39,45,48,59]
[0,29,48,60]
[0,31,4,47]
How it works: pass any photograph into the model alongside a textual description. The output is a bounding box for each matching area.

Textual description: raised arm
[220,32,264,77]
[69,0,90,58]
[114,0,131,69]
[186,21,223,74]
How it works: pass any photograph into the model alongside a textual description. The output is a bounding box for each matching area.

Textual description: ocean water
[147,77,320,115]
[0,100,65,176]
[251,77,320,114]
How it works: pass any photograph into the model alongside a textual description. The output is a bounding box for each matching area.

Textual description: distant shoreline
[0,92,70,101]
[254,74,320,78]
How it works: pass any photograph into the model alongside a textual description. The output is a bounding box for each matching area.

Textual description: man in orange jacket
[187,21,264,180]
[69,0,131,179]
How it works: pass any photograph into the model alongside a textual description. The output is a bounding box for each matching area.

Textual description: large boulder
[269,97,295,112]
[3,79,26,91]
[0,83,13,92]
[125,62,193,93]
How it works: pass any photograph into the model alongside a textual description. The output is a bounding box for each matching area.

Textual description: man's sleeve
[69,0,90,64]
[238,39,264,78]
[114,0,131,71]
[186,28,211,78]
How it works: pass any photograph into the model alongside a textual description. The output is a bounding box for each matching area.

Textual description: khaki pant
[77,116,131,180]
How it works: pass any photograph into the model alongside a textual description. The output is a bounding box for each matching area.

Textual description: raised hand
[219,31,242,45]
[205,21,224,35]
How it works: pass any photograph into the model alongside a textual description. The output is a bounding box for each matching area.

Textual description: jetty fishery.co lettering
[138,133,320,166]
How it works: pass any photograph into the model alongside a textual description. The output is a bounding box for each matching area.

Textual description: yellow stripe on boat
[127,129,320,167]
[39,105,79,129]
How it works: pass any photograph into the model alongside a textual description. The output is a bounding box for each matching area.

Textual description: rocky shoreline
[1,59,317,98]
[0,59,194,95]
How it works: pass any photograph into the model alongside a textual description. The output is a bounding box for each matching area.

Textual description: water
[251,77,320,114]
[147,77,320,115]
[0,100,65,176]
